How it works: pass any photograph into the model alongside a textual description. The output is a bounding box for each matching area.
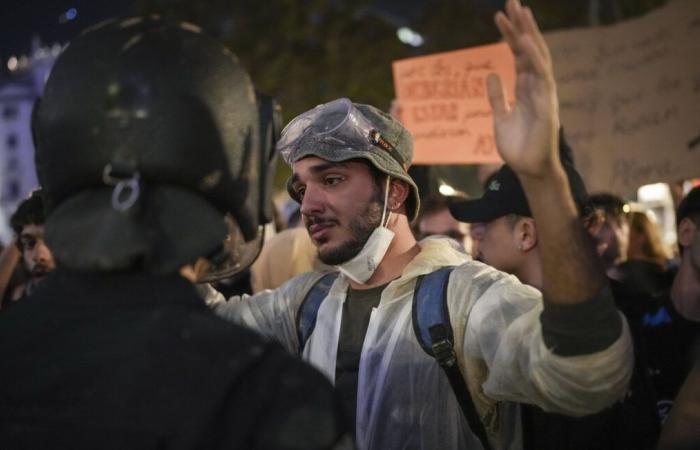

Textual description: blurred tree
[135,0,667,196]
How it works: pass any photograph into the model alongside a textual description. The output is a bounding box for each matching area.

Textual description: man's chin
[31,269,51,282]
[317,241,363,266]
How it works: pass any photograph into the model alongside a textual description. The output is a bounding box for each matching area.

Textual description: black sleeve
[540,283,623,357]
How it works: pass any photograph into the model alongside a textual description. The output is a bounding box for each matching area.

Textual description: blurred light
[397,27,424,47]
[439,183,457,196]
[35,47,48,59]
[7,56,18,71]
[51,43,63,57]
[59,7,78,23]
[622,204,631,214]
[646,209,658,223]
[638,183,670,203]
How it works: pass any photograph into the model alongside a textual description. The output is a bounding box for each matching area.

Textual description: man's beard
[315,187,384,266]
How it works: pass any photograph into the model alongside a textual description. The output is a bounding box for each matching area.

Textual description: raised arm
[489,0,605,305]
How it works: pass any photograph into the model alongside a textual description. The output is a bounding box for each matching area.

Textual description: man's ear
[516,217,538,251]
[678,217,697,249]
[388,179,410,212]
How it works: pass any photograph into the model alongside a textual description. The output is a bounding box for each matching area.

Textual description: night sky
[0,0,509,74]
[1,0,135,63]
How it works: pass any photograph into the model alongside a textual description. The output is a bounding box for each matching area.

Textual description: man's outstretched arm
[488,0,625,357]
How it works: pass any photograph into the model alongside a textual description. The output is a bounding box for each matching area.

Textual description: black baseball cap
[677,185,700,225]
[449,130,589,223]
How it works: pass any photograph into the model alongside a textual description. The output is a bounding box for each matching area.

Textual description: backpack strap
[413,266,493,450]
[296,272,338,354]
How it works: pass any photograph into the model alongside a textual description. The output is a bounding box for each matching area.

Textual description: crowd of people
[1,0,698,449]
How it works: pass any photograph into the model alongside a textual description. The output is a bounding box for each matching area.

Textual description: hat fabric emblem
[488,180,501,191]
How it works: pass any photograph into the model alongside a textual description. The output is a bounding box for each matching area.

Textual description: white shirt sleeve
[451,261,633,416]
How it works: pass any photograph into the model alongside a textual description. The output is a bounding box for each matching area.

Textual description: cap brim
[449,197,512,224]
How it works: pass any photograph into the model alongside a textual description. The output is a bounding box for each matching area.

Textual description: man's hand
[488,0,560,180]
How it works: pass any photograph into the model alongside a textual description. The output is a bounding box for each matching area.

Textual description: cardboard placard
[548,0,700,192]
[393,0,700,193]
[392,43,515,164]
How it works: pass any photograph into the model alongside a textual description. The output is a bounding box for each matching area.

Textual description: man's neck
[671,256,700,321]
[349,222,419,290]
[515,250,543,291]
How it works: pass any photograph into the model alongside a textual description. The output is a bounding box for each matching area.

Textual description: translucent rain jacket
[213,238,633,450]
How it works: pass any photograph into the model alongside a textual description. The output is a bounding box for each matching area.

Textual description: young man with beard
[213,1,632,448]
[0,190,56,306]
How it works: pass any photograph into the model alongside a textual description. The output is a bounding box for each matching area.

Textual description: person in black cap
[214,1,632,448]
[0,17,349,449]
[450,136,661,449]
[450,131,590,283]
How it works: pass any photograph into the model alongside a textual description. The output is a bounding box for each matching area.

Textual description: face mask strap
[381,176,392,228]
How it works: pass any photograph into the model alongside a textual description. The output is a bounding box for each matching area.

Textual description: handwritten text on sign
[392,0,700,193]
[392,43,515,165]
[547,0,700,192]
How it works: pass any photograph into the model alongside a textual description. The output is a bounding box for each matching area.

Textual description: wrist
[517,159,567,188]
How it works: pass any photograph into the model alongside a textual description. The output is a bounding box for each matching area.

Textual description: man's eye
[295,187,306,199]
[324,176,343,186]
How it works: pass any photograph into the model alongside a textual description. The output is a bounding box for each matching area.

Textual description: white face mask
[337,176,395,284]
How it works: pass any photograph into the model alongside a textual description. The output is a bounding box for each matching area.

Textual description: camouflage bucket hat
[277,98,420,221]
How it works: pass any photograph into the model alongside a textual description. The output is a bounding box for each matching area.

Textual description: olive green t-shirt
[335,282,387,431]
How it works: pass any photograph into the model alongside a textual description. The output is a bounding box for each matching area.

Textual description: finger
[506,0,525,34]
[522,7,551,64]
[520,35,551,80]
[495,11,519,53]
[505,0,522,24]
[486,73,510,120]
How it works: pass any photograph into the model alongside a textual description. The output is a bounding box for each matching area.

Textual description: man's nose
[33,240,51,262]
[299,185,324,217]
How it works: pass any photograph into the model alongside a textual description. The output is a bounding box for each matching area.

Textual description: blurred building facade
[0,38,58,243]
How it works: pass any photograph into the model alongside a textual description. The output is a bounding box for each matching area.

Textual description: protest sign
[393,0,700,193]
[392,43,515,164]
[548,0,700,192]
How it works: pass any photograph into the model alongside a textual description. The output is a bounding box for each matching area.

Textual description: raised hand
[488,0,560,180]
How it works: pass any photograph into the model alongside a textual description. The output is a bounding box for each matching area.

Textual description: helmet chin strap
[381,176,392,228]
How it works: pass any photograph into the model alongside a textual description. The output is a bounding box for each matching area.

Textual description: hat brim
[449,197,514,224]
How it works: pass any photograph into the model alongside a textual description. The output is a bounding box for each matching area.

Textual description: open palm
[488,0,560,179]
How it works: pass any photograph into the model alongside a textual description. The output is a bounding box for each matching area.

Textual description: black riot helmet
[33,17,278,278]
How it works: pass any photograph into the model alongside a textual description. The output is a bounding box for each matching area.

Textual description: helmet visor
[196,214,264,282]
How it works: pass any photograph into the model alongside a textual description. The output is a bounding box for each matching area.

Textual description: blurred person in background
[250,226,333,293]
[611,209,675,317]
[0,190,55,307]
[415,192,472,255]
[608,187,700,426]
[588,193,630,278]
[626,210,673,269]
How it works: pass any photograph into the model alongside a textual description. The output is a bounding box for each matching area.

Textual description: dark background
[0,0,668,195]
